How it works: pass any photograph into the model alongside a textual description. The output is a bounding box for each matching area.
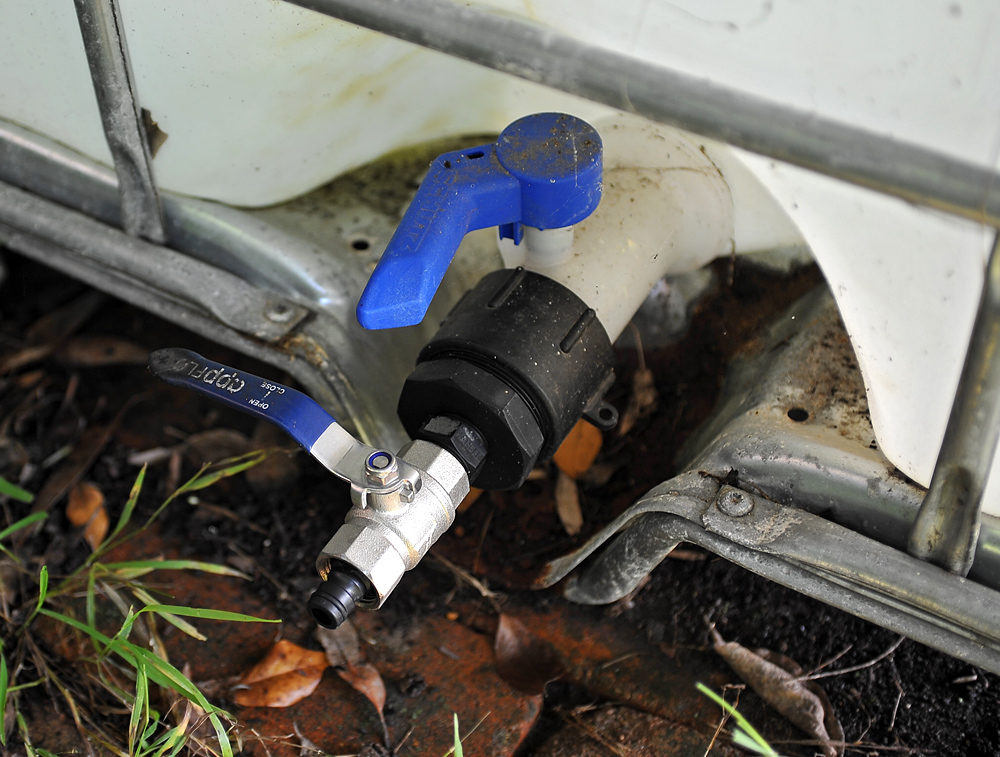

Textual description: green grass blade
[85,567,97,631]
[0,648,8,747]
[139,450,270,533]
[696,683,778,756]
[138,604,280,625]
[40,609,140,675]
[206,712,233,757]
[454,714,463,757]
[86,467,147,566]
[181,450,270,493]
[129,661,148,754]
[732,728,778,756]
[24,566,49,626]
[0,477,34,504]
[149,724,188,757]
[16,710,35,757]
[0,512,46,541]
[112,606,139,647]
[109,465,145,543]
[120,640,226,715]
[102,560,249,580]
[131,589,207,642]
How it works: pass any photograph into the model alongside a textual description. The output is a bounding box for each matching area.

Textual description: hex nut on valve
[317,523,408,607]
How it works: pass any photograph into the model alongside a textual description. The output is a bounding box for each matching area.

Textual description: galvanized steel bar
[74,0,166,242]
[909,232,1000,575]
[286,0,1000,228]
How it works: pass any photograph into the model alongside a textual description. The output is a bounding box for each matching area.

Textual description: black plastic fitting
[307,565,370,628]
[399,268,617,490]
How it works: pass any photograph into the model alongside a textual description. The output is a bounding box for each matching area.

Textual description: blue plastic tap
[356,112,603,330]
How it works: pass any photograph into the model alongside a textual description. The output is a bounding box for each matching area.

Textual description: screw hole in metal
[787,407,809,422]
[265,302,295,323]
[350,236,371,251]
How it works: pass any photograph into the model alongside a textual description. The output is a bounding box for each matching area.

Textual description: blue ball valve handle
[356,112,603,330]
[148,348,376,486]
[147,348,458,630]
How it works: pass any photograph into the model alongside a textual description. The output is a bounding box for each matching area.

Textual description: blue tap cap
[357,112,602,330]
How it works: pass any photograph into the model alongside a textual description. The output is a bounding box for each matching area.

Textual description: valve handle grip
[357,112,602,331]
[148,348,371,483]
[357,144,519,330]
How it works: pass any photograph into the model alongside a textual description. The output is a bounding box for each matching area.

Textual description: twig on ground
[701,684,742,757]
[801,636,905,681]
[428,553,502,613]
[888,660,904,732]
[566,709,636,757]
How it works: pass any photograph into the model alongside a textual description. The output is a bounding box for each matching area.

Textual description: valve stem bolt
[366,450,400,487]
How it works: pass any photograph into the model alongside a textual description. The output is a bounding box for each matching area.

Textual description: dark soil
[1,251,998,756]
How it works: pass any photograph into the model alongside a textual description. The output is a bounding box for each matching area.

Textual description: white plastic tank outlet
[498,114,806,341]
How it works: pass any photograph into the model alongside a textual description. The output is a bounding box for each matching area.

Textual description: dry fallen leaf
[233,639,329,708]
[54,335,148,367]
[33,395,141,517]
[711,626,843,757]
[552,419,603,479]
[617,328,659,437]
[315,621,389,743]
[0,558,19,610]
[245,420,301,493]
[66,481,109,550]
[293,722,328,756]
[554,469,583,536]
[185,429,252,469]
[494,613,565,695]
[617,366,658,438]
[25,290,105,346]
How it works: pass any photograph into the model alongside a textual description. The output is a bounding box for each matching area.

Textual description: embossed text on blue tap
[357,113,603,330]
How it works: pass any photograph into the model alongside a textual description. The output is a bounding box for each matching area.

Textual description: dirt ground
[1,251,998,757]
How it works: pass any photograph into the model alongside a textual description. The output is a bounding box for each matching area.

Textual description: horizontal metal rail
[287,0,1000,228]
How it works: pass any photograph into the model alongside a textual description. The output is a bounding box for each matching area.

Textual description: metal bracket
[540,287,1000,673]
[73,0,166,242]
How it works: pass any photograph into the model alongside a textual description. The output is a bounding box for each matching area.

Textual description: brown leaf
[32,396,140,516]
[711,627,842,757]
[315,620,365,669]
[315,622,387,715]
[233,639,329,708]
[0,558,19,609]
[338,663,387,718]
[617,366,658,437]
[553,419,603,479]
[185,429,252,468]
[54,335,147,367]
[66,481,109,550]
[245,421,300,493]
[494,614,565,695]
[2,291,106,374]
[25,290,105,346]
[554,469,583,536]
[0,345,52,375]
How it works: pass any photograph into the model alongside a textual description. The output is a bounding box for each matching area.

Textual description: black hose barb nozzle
[307,565,369,628]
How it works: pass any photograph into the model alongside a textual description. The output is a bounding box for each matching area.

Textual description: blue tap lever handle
[148,348,372,483]
[357,112,602,330]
